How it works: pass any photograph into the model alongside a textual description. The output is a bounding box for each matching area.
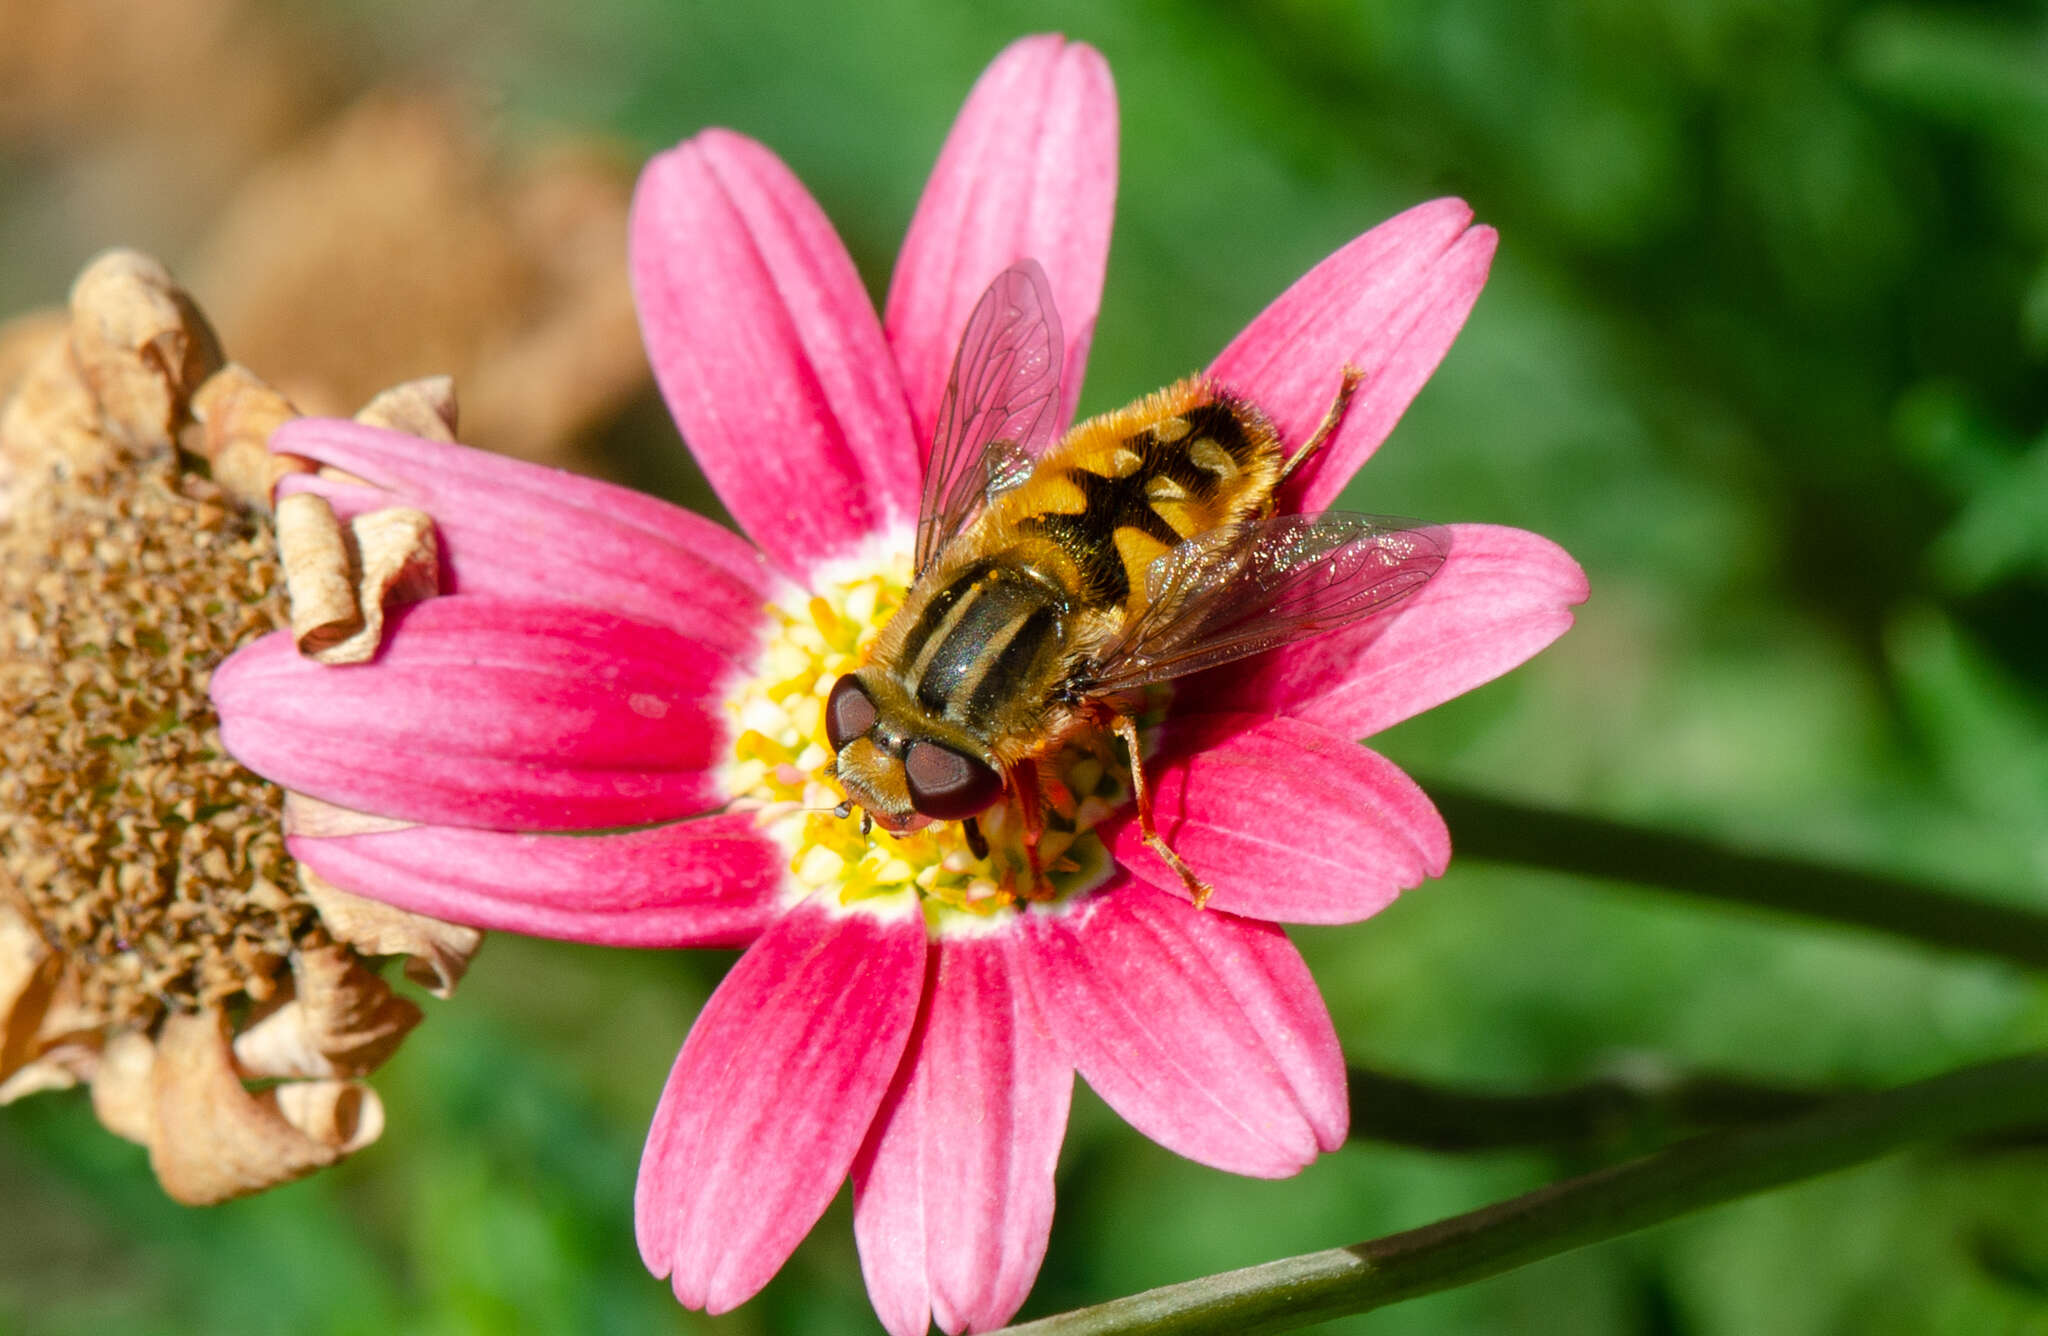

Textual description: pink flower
[211,34,1587,1336]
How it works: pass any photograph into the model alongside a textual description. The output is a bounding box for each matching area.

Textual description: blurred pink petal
[1208,200,1496,510]
[288,814,783,949]
[1104,712,1448,923]
[1212,523,1589,739]
[637,897,927,1314]
[1022,882,1346,1177]
[214,597,734,830]
[632,129,922,574]
[274,418,774,656]
[853,932,1071,1336]
[887,34,1117,440]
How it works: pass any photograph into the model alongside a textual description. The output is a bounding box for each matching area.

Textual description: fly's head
[824,669,1005,833]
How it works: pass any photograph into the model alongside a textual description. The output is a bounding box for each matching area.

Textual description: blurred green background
[5,0,2048,1332]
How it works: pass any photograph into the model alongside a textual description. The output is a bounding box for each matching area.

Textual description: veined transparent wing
[916,261,1064,576]
[1083,514,1451,692]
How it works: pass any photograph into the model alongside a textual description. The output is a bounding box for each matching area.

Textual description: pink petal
[213,597,734,830]
[1208,200,1496,511]
[1210,523,1589,739]
[637,896,927,1314]
[288,813,783,949]
[1103,713,1448,924]
[273,419,775,658]
[853,932,1071,1336]
[631,130,921,575]
[1019,881,1346,1177]
[887,34,1118,441]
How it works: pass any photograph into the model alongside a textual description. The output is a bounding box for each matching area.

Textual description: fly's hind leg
[1112,713,1215,909]
[1272,366,1364,500]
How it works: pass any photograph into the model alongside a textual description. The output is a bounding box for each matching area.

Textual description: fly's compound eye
[825,675,879,751]
[903,740,1004,820]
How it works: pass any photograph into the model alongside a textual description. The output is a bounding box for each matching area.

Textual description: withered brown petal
[0,1043,97,1104]
[68,250,221,450]
[189,362,305,506]
[296,864,480,998]
[148,1009,342,1205]
[275,491,438,664]
[271,1079,384,1155]
[0,328,105,489]
[326,507,438,663]
[90,1029,158,1146]
[354,375,459,441]
[232,943,422,1080]
[278,491,362,654]
[0,903,61,1084]
[282,792,418,838]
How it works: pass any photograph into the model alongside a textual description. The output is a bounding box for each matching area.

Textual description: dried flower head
[0,250,478,1204]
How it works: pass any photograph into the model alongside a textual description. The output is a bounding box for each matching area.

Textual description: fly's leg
[1008,762,1052,900]
[961,816,990,861]
[1272,366,1363,500]
[1112,713,1214,909]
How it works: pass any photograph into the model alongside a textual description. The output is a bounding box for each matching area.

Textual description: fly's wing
[1082,514,1451,692]
[916,260,1064,576]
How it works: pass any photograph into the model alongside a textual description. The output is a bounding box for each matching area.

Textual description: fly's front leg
[1112,713,1214,909]
[1272,366,1364,501]
[1008,761,1051,900]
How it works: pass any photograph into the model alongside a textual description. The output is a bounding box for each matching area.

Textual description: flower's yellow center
[720,558,1124,928]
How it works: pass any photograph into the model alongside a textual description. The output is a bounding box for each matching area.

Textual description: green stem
[998,1052,2048,1336]
[1428,786,2048,970]
[1348,1064,1829,1153]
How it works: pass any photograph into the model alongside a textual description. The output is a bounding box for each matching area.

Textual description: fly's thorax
[982,373,1285,616]
[862,552,1078,752]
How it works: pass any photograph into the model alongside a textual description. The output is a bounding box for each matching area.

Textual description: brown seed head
[0,250,478,1204]
[1,431,298,1028]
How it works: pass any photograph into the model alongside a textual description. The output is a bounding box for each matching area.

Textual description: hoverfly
[825,261,1449,905]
